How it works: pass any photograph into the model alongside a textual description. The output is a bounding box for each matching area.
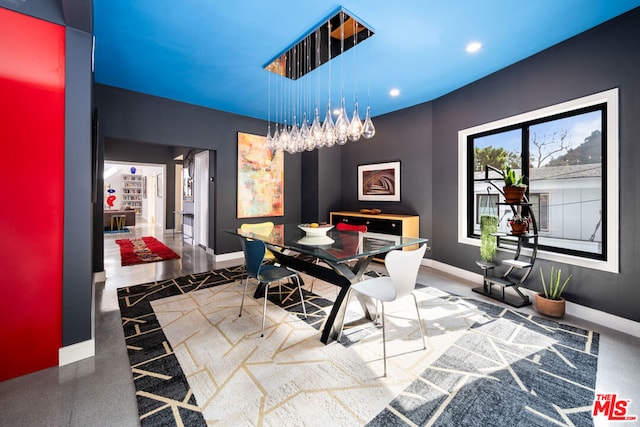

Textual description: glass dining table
[225,223,428,344]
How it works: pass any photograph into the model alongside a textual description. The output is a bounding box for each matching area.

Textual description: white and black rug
[117,268,599,426]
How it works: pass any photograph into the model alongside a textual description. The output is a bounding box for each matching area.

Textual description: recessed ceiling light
[466,41,482,53]
[389,88,400,97]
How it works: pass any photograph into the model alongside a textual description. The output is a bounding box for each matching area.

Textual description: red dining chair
[336,222,368,233]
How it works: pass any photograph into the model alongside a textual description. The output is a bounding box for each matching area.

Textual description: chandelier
[264,8,375,153]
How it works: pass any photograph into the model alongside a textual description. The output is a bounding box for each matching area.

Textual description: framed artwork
[237,132,284,218]
[358,161,401,201]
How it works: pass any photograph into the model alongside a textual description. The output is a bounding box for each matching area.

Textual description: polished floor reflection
[1,222,639,426]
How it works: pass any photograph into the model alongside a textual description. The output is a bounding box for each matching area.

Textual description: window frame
[458,88,619,273]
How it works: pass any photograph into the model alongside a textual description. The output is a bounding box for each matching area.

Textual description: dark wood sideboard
[329,211,420,260]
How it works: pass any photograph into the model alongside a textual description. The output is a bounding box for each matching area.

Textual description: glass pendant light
[322,104,335,147]
[310,107,322,147]
[280,121,291,153]
[334,12,349,146]
[361,106,376,139]
[300,113,313,151]
[272,125,281,151]
[347,18,362,142]
[290,115,300,152]
[335,97,349,145]
[265,125,273,150]
[348,102,362,141]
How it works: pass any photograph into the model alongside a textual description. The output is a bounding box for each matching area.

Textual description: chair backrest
[239,236,266,280]
[384,244,427,300]
[336,222,367,232]
[241,221,275,238]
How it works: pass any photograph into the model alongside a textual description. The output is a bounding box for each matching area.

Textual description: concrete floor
[1,222,639,426]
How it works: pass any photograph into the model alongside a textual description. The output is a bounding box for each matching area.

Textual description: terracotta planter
[510,221,528,235]
[535,293,566,318]
[503,186,526,203]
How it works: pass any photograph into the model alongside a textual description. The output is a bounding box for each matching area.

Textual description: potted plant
[502,165,527,203]
[536,266,572,317]
[480,215,499,263]
[508,214,530,235]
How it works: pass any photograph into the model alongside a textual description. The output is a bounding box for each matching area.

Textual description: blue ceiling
[93,1,640,122]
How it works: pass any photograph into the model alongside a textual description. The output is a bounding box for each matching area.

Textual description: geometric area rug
[117,267,599,426]
[368,296,600,427]
[115,236,180,266]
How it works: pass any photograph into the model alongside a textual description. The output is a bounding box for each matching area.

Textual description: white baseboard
[93,271,106,283]
[423,259,483,284]
[424,259,640,339]
[59,339,95,366]
[214,251,243,262]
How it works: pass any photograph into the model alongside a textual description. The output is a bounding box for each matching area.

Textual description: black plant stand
[472,166,538,308]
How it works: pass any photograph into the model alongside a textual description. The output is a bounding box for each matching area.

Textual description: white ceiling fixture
[466,41,482,53]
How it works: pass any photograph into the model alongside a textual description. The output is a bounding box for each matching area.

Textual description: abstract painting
[237,132,284,218]
[358,161,401,201]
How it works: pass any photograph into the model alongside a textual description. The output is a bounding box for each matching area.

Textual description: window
[529,193,549,232]
[458,89,619,273]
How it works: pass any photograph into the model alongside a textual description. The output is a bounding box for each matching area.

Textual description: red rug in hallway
[115,236,180,266]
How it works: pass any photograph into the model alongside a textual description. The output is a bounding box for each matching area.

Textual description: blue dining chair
[239,236,307,337]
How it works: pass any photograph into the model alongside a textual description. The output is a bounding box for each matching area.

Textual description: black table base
[269,248,375,344]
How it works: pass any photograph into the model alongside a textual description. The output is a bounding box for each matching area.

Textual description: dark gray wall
[301,147,342,224]
[94,85,303,255]
[318,147,343,223]
[340,102,434,249]
[301,151,320,223]
[62,26,93,346]
[339,8,640,322]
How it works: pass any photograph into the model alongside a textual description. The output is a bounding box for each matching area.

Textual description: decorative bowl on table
[298,223,334,237]
[297,235,335,246]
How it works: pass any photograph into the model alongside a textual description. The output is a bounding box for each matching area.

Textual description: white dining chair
[341,244,427,376]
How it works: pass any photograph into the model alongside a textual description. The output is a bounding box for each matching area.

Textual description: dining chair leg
[381,302,387,377]
[412,293,426,350]
[295,275,307,318]
[261,283,269,337]
[239,276,250,317]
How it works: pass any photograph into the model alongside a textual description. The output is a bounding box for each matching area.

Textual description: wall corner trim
[424,259,640,339]
[59,339,95,366]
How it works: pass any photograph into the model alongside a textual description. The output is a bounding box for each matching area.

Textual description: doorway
[103,161,166,230]
[194,151,209,249]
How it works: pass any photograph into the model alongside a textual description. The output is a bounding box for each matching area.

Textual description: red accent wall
[0,7,65,381]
